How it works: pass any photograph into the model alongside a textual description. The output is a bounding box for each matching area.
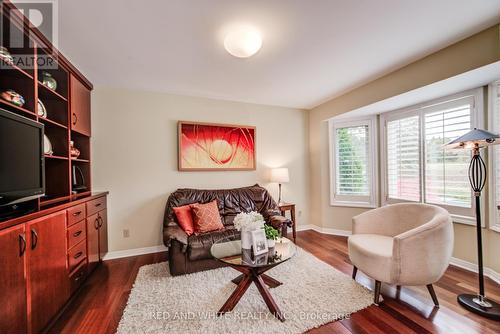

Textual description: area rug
[117,247,373,334]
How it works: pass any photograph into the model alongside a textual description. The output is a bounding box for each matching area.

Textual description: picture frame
[178,121,256,171]
[251,229,268,256]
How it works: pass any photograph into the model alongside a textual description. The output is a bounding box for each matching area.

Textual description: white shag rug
[117,247,373,334]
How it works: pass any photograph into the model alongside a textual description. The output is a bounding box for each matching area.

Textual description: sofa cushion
[348,234,395,283]
[188,228,240,261]
[191,200,224,235]
[173,204,195,236]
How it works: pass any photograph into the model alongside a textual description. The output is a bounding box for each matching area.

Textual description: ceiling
[53,0,500,109]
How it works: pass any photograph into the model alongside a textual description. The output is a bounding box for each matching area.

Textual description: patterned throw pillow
[191,200,224,235]
[173,204,195,236]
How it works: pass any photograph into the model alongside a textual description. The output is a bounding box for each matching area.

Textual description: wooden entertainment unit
[0,2,108,333]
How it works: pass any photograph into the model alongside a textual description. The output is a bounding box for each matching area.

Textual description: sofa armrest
[268,214,290,230]
[163,223,188,248]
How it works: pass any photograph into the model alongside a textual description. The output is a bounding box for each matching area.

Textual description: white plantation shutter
[423,99,472,209]
[330,117,377,207]
[386,115,421,201]
[336,126,369,196]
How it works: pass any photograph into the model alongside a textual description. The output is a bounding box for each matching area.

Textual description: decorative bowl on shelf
[37,99,47,118]
[70,140,80,159]
[0,46,13,63]
[41,71,57,90]
[44,134,53,155]
[1,89,25,107]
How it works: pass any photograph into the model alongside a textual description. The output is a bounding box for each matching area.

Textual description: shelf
[0,60,34,80]
[71,158,89,163]
[0,99,37,116]
[38,81,68,101]
[40,196,71,207]
[45,154,68,160]
[71,191,91,200]
[39,116,68,129]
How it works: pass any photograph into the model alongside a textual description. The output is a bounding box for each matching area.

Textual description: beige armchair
[348,203,453,306]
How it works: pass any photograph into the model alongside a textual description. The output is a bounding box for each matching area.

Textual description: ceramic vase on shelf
[70,141,80,159]
[0,46,13,63]
[1,89,25,107]
[41,71,57,91]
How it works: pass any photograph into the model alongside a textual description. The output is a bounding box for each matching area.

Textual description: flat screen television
[0,108,45,206]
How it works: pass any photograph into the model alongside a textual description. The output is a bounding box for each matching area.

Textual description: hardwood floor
[50,230,500,334]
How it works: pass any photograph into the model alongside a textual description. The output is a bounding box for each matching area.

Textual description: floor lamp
[445,128,500,320]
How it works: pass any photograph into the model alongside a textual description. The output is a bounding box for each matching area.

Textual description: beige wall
[91,88,309,252]
[309,25,500,272]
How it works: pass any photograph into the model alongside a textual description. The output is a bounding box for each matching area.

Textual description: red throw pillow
[190,200,224,235]
[173,204,195,236]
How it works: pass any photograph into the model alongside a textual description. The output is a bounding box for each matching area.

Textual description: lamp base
[457,294,500,321]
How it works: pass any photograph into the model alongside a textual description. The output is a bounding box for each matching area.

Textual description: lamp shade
[445,128,500,149]
[270,168,289,183]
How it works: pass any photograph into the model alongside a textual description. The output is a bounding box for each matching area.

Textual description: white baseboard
[450,257,500,285]
[102,245,168,261]
[295,224,351,237]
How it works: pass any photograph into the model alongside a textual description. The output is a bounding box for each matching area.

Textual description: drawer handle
[74,251,83,259]
[74,271,85,282]
[19,234,27,257]
[95,203,102,207]
[31,229,38,250]
[73,230,82,237]
[72,211,82,216]
[94,218,99,230]
[72,112,78,125]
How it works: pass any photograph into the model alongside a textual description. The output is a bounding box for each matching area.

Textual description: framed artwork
[178,121,256,171]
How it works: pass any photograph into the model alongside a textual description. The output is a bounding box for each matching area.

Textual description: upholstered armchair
[348,203,453,306]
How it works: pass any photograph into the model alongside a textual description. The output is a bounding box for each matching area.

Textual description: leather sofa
[163,184,290,276]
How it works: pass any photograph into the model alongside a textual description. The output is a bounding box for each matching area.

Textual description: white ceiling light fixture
[224,26,262,58]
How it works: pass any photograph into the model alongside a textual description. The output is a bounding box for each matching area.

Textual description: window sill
[330,201,377,209]
[490,225,500,233]
[451,214,478,226]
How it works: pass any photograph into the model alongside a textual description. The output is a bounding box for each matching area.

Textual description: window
[489,82,500,231]
[329,117,377,208]
[381,89,482,223]
[386,115,421,202]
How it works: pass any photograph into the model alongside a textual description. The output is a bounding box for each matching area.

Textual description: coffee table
[210,238,296,322]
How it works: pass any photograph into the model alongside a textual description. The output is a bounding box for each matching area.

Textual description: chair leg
[374,281,382,305]
[352,266,358,280]
[427,284,439,307]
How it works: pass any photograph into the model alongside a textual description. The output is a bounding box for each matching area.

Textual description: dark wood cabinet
[87,212,100,272]
[0,225,28,334]
[70,74,91,136]
[27,211,69,334]
[98,209,108,260]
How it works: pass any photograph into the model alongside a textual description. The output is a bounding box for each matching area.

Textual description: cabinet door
[87,213,100,272]
[70,74,91,136]
[0,225,27,334]
[27,211,69,334]
[98,209,108,260]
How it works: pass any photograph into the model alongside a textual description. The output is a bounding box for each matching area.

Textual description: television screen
[0,108,44,204]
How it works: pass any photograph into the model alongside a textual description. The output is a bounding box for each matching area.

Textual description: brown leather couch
[163,184,290,276]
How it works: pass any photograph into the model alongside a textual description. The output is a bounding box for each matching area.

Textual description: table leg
[218,274,253,315]
[261,274,282,288]
[291,207,296,243]
[254,275,285,322]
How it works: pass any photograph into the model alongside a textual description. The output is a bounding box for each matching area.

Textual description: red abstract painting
[178,121,256,171]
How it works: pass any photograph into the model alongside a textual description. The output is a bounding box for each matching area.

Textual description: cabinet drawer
[67,221,86,250]
[69,261,87,295]
[68,240,86,273]
[86,197,106,216]
[67,204,86,227]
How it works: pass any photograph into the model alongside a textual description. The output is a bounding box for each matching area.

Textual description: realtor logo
[0,0,58,69]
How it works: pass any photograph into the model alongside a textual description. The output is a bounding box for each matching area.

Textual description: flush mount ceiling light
[224,26,262,58]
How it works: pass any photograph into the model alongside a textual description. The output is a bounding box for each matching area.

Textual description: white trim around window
[380,88,484,225]
[328,116,378,208]
[488,82,500,232]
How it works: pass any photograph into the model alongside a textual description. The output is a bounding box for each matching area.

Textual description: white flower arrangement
[233,211,265,231]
